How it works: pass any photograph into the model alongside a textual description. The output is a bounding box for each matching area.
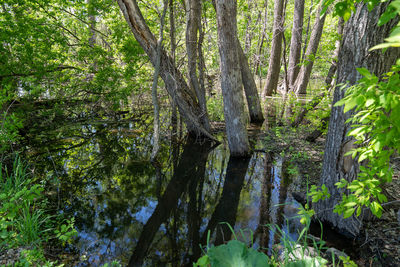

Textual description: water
[24,112,308,266]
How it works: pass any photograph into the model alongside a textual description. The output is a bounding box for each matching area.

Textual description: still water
[25,114,304,266]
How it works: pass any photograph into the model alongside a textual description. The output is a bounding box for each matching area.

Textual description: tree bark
[169,0,178,141]
[211,0,264,123]
[293,7,327,95]
[287,0,305,86]
[315,2,400,237]
[290,18,344,128]
[238,43,265,123]
[150,0,168,162]
[117,0,215,140]
[262,0,285,97]
[216,0,250,157]
[186,0,210,131]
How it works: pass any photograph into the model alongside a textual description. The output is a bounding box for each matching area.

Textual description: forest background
[0,0,400,265]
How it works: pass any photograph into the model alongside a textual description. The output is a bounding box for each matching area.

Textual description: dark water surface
[25,113,310,266]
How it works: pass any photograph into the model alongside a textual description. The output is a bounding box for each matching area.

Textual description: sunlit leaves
[308,184,331,203]
[321,0,400,50]
[371,0,400,50]
[333,66,400,218]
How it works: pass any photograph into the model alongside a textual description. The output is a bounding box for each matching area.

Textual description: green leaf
[370,202,383,217]
[365,98,375,107]
[207,240,270,267]
[195,255,209,267]
[378,6,397,26]
[344,202,357,208]
[343,98,358,113]
[377,193,387,203]
[343,208,355,218]
[370,42,400,50]
[357,68,372,79]
[356,206,361,217]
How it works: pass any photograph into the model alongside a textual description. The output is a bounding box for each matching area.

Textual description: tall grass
[0,155,77,265]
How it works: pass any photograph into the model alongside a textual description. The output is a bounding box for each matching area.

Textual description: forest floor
[260,125,400,266]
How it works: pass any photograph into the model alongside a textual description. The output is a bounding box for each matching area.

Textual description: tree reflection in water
[27,118,302,266]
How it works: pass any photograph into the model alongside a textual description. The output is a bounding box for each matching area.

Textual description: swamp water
[22,109,355,266]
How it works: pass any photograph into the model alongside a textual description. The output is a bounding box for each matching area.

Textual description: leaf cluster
[332,66,400,218]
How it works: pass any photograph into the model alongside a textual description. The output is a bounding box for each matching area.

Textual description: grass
[0,155,77,266]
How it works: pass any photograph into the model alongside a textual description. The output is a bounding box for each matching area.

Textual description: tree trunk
[117,0,215,140]
[216,0,250,157]
[253,1,269,77]
[211,0,264,123]
[315,2,400,237]
[150,0,168,162]
[293,7,326,95]
[290,18,344,128]
[301,0,313,64]
[287,0,305,86]
[186,0,210,131]
[238,43,265,123]
[169,0,178,142]
[262,0,285,97]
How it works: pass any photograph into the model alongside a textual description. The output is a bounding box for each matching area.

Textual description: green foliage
[194,240,271,267]
[194,218,336,267]
[0,0,148,107]
[207,95,225,121]
[0,156,77,264]
[322,0,400,50]
[339,255,358,267]
[54,218,78,246]
[13,248,62,267]
[308,184,331,203]
[333,66,399,218]
[0,157,44,247]
[101,261,122,267]
[371,0,400,49]
[0,111,24,154]
[297,203,316,225]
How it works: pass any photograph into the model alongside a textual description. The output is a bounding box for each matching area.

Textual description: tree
[210,0,264,124]
[117,0,215,140]
[186,0,210,131]
[292,6,327,95]
[287,0,305,87]
[238,43,265,123]
[215,0,250,156]
[315,2,400,237]
[262,0,285,97]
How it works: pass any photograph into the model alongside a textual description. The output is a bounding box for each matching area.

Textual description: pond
[20,104,358,266]
[21,108,306,266]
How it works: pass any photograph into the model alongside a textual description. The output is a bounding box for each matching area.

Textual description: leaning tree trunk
[186,0,210,131]
[315,2,400,237]
[238,43,265,123]
[262,0,285,97]
[287,0,305,87]
[216,0,250,157]
[293,7,326,95]
[290,18,344,128]
[117,0,215,140]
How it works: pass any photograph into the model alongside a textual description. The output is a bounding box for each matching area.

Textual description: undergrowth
[193,206,357,267]
[0,156,77,266]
